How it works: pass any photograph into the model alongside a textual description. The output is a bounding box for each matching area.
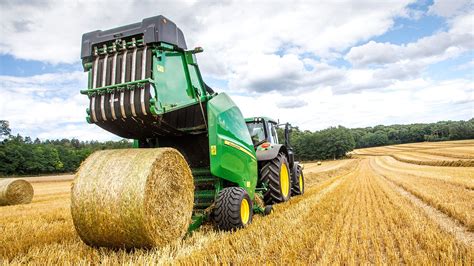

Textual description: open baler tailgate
[80,16,208,139]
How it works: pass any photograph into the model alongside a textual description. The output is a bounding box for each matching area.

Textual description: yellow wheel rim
[299,173,304,192]
[280,163,290,198]
[240,198,250,224]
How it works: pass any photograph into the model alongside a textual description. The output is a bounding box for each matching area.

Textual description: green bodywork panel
[152,47,207,114]
[207,93,258,199]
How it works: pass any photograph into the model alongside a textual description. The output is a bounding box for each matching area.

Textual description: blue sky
[0,0,472,140]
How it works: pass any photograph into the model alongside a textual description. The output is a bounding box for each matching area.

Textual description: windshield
[246,122,266,145]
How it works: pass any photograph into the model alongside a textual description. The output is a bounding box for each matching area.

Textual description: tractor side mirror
[185,47,204,65]
[192,47,204,54]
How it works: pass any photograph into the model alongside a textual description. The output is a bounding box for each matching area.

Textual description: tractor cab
[245,116,295,166]
[245,117,279,147]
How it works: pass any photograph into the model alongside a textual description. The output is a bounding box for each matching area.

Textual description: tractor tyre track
[370,163,474,247]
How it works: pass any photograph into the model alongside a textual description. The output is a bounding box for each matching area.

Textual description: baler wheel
[214,187,252,230]
[260,153,291,204]
[291,165,305,196]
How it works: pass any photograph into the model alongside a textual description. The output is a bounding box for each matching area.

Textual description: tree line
[281,118,474,161]
[350,119,474,148]
[0,121,130,176]
[1,118,473,175]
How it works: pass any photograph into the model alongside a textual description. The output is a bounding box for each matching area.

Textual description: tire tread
[214,187,252,230]
[260,153,291,204]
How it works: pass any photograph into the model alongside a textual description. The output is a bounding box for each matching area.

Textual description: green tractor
[78,15,304,239]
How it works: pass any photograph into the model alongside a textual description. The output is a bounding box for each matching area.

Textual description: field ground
[1,140,473,264]
[354,139,474,167]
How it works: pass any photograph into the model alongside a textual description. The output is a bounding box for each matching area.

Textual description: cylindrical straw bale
[71,148,194,248]
[0,178,34,206]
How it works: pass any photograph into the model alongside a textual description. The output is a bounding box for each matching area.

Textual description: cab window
[268,122,279,144]
[246,122,266,145]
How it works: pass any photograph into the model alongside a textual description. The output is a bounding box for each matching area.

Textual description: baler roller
[86,81,153,123]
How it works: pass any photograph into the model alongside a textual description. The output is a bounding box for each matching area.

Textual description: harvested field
[1,140,473,264]
[355,139,474,167]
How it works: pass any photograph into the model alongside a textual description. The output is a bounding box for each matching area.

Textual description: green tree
[449,120,474,140]
[0,120,11,141]
[0,139,25,174]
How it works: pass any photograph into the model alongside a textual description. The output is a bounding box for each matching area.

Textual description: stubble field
[1,140,473,264]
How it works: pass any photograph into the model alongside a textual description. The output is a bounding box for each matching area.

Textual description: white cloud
[428,0,472,18]
[232,78,473,131]
[345,22,474,67]
[0,72,117,141]
[340,8,474,95]
[344,41,401,66]
[0,0,426,97]
[276,98,308,109]
[0,0,413,67]
[0,70,471,140]
[227,54,345,94]
[0,1,473,140]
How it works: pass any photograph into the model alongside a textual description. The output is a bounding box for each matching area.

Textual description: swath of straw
[391,155,474,167]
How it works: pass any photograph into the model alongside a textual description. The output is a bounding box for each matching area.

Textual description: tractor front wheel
[214,187,253,230]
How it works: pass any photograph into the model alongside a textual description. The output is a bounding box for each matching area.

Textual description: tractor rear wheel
[291,165,305,195]
[214,187,252,230]
[260,152,291,204]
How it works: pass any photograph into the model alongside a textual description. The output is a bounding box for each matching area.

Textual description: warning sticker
[211,145,217,155]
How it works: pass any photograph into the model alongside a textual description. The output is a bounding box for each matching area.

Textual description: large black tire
[260,152,291,204]
[291,165,305,196]
[214,187,253,231]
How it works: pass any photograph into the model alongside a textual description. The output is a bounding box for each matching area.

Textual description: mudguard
[256,144,288,161]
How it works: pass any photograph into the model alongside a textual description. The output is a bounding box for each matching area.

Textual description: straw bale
[0,178,34,206]
[71,148,194,248]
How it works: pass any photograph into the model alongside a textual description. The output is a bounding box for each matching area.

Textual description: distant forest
[0,121,130,176]
[0,118,473,176]
[287,118,474,161]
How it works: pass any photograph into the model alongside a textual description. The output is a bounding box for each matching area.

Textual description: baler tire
[260,152,291,204]
[214,187,252,231]
[291,165,305,196]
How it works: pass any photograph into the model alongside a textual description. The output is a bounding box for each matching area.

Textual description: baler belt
[90,47,152,90]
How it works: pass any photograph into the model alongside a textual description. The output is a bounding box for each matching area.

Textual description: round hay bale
[71,148,194,248]
[0,178,34,206]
